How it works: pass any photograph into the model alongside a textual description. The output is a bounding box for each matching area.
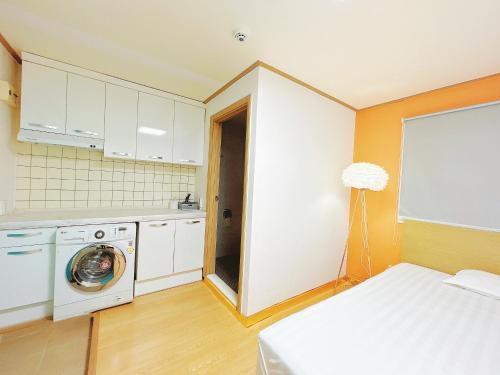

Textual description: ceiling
[1,0,499,109]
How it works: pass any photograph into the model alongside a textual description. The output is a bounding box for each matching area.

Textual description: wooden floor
[95,281,347,374]
[0,315,91,375]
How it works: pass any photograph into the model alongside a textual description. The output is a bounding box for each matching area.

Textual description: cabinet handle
[149,223,168,227]
[186,220,201,224]
[112,152,130,157]
[6,232,43,238]
[148,155,163,160]
[28,123,58,130]
[7,249,43,256]
[179,159,196,163]
[73,129,99,136]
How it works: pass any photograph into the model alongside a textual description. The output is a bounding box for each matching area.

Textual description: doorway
[204,96,249,310]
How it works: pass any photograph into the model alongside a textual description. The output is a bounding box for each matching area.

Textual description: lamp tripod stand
[336,188,372,288]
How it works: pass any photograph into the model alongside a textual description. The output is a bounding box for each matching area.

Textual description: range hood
[17,129,104,149]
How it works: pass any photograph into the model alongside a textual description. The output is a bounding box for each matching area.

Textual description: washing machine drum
[66,244,126,292]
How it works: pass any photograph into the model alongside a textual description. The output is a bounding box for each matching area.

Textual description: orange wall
[347,74,500,279]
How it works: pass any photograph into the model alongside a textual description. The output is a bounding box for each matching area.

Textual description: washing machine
[54,223,136,321]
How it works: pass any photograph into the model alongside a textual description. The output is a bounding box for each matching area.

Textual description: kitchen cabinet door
[136,93,174,163]
[104,84,138,160]
[174,218,205,273]
[66,74,105,139]
[0,244,55,310]
[20,61,67,134]
[173,102,205,166]
[136,220,175,281]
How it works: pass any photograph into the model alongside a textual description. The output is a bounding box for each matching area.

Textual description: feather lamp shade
[342,162,388,192]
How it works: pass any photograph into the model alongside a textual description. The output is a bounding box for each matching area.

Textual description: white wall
[0,44,20,213]
[244,68,355,315]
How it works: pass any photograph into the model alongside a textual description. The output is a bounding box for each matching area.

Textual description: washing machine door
[66,244,126,292]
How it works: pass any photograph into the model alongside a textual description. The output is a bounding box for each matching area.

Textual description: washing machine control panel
[58,229,88,243]
[57,224,136,244]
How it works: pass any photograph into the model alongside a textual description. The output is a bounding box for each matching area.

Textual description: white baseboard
[0,301,53,329]
[134,269,202,296]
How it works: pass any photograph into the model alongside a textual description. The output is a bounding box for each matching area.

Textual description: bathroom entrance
[204,97,249,309]
[215,109,246,296]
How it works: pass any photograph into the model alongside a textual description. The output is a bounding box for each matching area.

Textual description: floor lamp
[336,162,388,285]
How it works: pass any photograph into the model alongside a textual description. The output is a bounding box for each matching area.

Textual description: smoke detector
[233,29,248,42]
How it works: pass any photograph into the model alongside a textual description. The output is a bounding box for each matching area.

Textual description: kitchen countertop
[0,208,206,230]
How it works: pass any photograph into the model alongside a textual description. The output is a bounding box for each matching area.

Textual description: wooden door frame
[203,95,251,312]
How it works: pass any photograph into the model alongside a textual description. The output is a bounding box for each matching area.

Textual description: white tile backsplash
[46,189,61,201]
[31,178,47,190]
[62,147,76,158]
[47,157,61,168]
[47,179,62,189]
[46,201,61,209]
[47,145,63,157]
[31,167,47,178]
[16,177,30,190]
[16,154,31,166]
[15,144,197,210]
[16,165,30,178]
[31,144,48,156]
[30,190,45,201]
[47,168,62,179]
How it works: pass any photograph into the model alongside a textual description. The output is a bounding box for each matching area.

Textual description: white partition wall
[201,66,355,316]
[245,68,355,315]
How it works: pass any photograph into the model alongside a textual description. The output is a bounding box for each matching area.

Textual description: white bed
[257,263,500,375]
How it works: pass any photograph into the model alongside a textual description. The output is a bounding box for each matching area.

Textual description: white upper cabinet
[136,93,174,163]
[20,61,67,134]
[19,54,206,162]
[104,84,138,160]
[66,74,105,139]
[173,102,205,166]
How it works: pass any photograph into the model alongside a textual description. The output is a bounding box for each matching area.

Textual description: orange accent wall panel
[348,74,500,279]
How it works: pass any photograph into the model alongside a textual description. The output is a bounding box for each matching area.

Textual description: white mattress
[258,263,500,375]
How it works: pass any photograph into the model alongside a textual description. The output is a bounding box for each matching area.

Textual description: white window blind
[399,101,500,232]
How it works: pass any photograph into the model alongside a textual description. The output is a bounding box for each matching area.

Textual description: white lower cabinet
[135,217,205,296]
[174,218,206,273]
[136,220,175,281]
[0,244,55,311]
[0,227,56,326]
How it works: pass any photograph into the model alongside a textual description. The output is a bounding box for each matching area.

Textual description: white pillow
[444,269,500,299]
